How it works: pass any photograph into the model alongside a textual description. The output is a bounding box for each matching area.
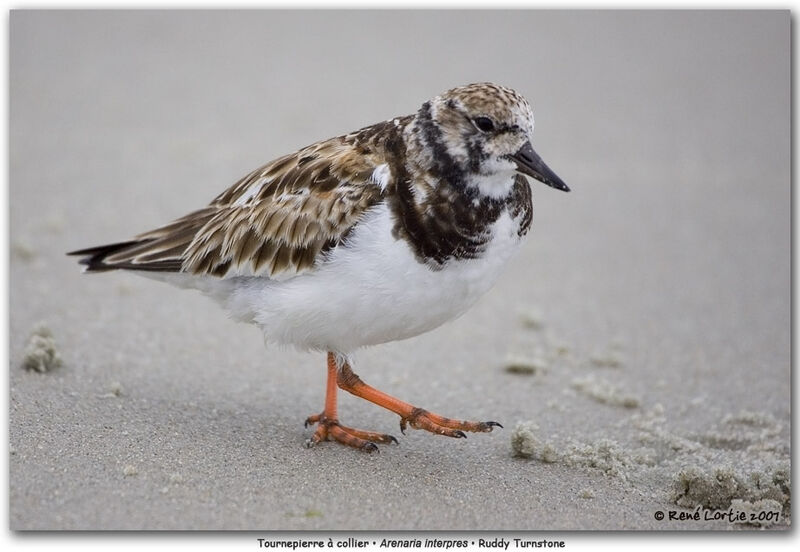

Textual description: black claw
[399,419,407,435]
[304,420,311,428]
[363,443,379,454]
[388,435,399,445]
[486,421,503,430]
[453,430,467,439]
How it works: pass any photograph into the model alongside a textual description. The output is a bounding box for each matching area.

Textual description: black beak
[509,141,569,192]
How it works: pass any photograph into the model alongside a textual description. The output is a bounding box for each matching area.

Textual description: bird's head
[413,82,569,198]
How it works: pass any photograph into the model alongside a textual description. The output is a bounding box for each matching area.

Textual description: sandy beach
[9,10,790,530]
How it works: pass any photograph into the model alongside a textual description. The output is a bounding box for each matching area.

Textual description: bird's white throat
[465,166,518,200]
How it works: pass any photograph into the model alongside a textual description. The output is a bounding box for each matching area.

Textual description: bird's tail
[67,240,183,272]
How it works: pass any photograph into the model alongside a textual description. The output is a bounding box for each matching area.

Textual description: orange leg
[305,352,501,452]
[304,352,397,453]
[336,358,502,438]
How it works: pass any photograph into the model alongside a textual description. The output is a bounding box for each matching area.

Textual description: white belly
[155,203,526,353]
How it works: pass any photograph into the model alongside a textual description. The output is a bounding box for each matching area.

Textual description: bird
[69,82,569,453]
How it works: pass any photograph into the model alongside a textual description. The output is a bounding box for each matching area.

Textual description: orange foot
[304,352,502,452]
[304,414,397,453]
[398,407,502,438]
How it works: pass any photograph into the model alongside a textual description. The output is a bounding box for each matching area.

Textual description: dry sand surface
[9,11,790,530]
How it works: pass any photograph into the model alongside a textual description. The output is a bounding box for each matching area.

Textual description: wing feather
[69,130,392,278]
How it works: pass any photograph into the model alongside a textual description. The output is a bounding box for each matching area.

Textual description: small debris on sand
[98,381,125,399]
[510,422,559,462]
[671,465,744,510]
[586,338,627,367]
[122,464,138,477]
[30,322,52,338]
[560,439,645,480]
[578,488,595,499]
[512,423,651,481]
[722,410,779,428]
[589,350,625,368]
[21,324,62,373]
[518,308,545,330]
[504,355,548,376]
[571,375,640,408]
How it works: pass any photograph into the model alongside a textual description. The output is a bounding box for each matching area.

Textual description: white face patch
[370,163,391,192]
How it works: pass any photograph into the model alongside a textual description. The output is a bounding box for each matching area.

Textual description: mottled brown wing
[72,134,388,278]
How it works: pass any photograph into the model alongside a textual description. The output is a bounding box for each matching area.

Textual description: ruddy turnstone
[69,82,568,453]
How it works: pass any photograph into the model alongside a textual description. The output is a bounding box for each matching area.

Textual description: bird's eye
[472,117,495,133]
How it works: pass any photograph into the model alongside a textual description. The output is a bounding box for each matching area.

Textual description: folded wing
[69,135,387,279]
